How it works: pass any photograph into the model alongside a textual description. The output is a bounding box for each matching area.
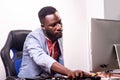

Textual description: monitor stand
[106,44,120,74]
[114,44,120,68]
[100,44,120,79]
[98,44,120,74]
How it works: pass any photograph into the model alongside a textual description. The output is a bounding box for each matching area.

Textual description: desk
[101,77,120,80]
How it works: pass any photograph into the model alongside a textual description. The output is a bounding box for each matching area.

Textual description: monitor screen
[91,18,120,72]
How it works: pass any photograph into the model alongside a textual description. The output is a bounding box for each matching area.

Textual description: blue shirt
[18,28,64,78]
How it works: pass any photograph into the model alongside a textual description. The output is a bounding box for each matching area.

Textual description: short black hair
[38,6,57,24]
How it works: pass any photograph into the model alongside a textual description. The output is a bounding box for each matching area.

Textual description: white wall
[104,0,120,20]
[63,0,89,71]
[0,1,41,79]
[0,0,105,79]
[86,0,104,71]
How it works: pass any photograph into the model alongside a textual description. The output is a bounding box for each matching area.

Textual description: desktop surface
[24,76,101,80]
[101,77,120,80]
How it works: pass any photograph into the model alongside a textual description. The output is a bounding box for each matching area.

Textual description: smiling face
[42,12,62,42]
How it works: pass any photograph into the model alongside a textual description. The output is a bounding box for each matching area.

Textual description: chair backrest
[0,30,31,77]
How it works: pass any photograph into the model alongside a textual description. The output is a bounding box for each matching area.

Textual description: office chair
[0,30,31,80]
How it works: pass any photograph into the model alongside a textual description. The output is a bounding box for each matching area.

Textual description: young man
[18,6,90,79]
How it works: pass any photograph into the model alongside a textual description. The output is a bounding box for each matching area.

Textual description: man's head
[38,6,62,42]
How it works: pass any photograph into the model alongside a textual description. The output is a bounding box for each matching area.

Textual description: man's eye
[49,20,62,27]
[58,20,62,24]
[50,23,56,27]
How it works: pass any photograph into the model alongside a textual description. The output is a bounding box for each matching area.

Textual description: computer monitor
[90,18,120,72]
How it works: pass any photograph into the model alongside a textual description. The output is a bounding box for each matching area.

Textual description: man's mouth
[57,31,62,34]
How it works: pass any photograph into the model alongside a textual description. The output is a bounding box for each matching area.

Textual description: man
[18,6,90,79]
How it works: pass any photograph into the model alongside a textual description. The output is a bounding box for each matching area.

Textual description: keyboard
[81,76,101,80]
[110,69,120,74]
[101,77,120,80]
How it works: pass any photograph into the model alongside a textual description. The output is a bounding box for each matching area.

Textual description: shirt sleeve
[24,32,57,73]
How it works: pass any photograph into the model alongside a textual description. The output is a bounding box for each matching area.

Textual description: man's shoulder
[58,38,63,42]
[31,28,43,33]
[28,28,43,36]
[26,28,45,41]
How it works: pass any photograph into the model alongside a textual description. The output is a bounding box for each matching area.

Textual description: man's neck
[46,36,57,43]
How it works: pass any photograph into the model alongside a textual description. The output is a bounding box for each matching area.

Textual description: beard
[45,30,62,41]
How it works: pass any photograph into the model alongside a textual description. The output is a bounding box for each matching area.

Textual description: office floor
[0,57,6,80]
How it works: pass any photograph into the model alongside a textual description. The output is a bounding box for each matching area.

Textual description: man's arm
[51,62,91,79]
[51,62,75,78]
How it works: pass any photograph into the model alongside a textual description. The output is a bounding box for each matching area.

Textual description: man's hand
[51,62,91,79]
[66,70,91,79]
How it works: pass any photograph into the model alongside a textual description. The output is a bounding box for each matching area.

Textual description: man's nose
[56,24,62,30]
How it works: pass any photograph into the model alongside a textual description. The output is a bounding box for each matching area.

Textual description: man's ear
[41,24,45,30]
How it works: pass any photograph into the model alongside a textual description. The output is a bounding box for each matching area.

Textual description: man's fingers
[73,70,84,78]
